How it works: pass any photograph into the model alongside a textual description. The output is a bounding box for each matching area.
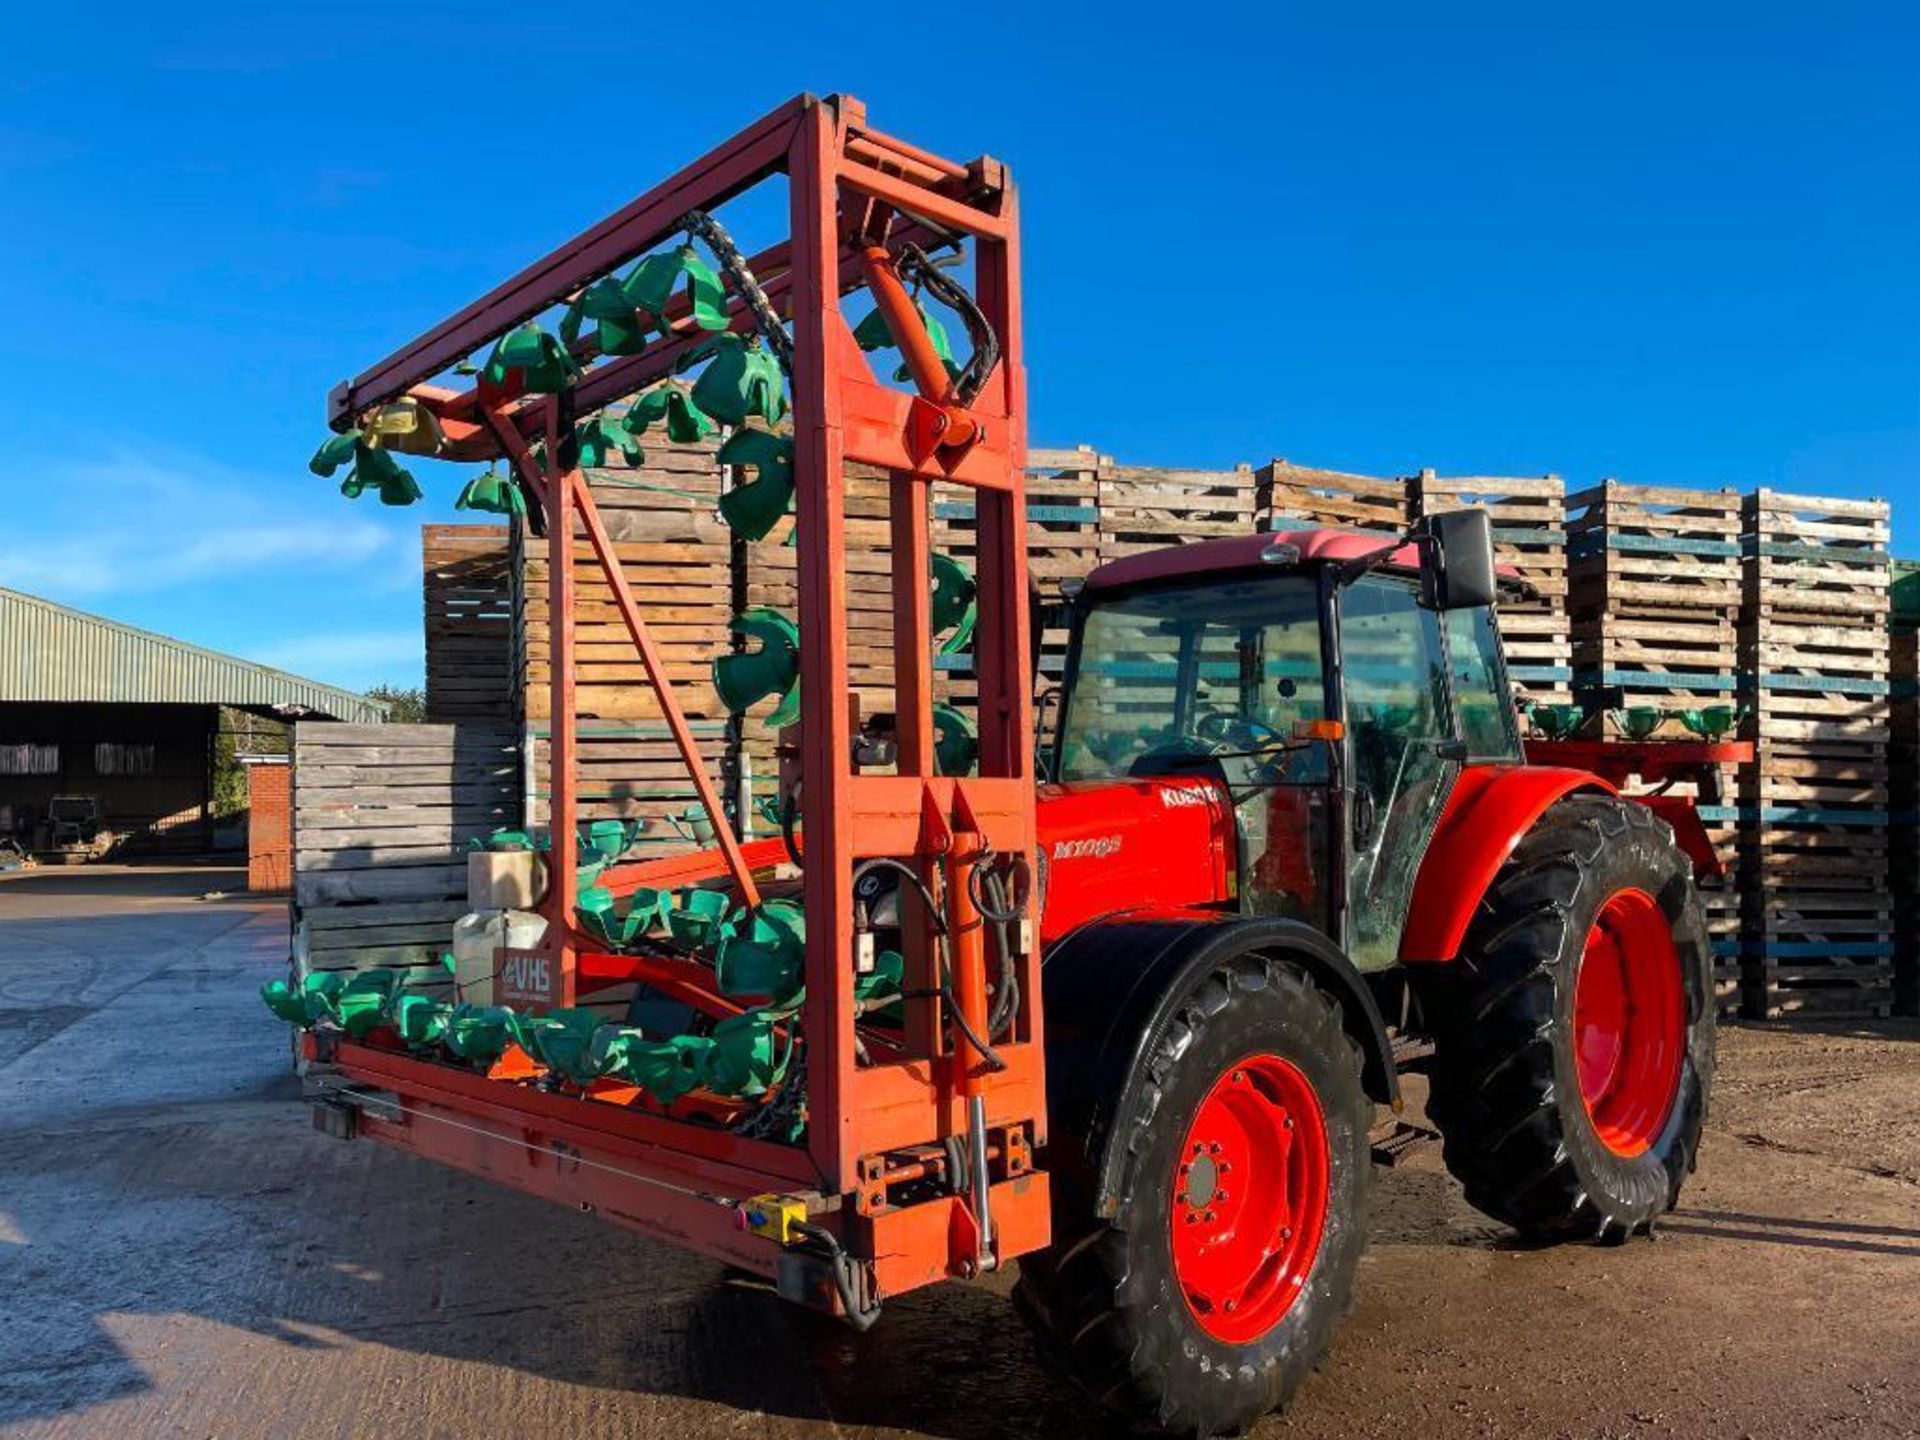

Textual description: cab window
[1445,605,1521,761]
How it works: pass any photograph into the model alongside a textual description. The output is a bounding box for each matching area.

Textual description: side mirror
[1413,508,1498,610]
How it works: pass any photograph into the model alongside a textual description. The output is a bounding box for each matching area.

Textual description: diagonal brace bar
[486,406,762,912]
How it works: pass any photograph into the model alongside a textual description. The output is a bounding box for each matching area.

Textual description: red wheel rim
[1573,888,1686,1157]
[1170,1053,1329,1344]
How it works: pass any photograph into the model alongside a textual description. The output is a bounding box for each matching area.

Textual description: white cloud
[0,443,404,599]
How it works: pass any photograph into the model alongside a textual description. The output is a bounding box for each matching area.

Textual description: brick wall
[245,758,291,892]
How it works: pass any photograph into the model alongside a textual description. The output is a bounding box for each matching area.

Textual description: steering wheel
[1193,709,1284,750]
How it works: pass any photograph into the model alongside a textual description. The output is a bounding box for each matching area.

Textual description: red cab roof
[1084,529,1418,593]
[1081,526,1522,594]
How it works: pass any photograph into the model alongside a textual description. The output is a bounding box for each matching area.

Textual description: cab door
[1337,575,1458,970]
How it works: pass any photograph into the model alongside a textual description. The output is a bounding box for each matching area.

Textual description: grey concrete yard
[1,865,1916,1440]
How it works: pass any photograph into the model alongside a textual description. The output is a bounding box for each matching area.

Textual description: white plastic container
[451,911,502,1006]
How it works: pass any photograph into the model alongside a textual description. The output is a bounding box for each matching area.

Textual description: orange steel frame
[318,94,1049,1292]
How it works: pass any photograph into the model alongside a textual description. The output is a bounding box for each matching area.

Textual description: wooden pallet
[516,436,744,851]
[291,721,521,989]
[423,525,516,722]
[1412,470,1569,702]
[1257,460,1408,536]
[1098,461,1259,559]
[1566,480,1742,618]
[1892,618,1919,1015]
[1571,610,1739,737]
[1742,489,1891,626]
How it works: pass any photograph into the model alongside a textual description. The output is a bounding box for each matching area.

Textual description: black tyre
[1015,955,1372,1438]
[1418,794,1714,1241]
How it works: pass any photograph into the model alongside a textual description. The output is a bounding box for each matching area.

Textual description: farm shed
[0,586,385,858]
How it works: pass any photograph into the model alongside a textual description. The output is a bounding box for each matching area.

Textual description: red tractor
[1019,520,1713,1432]
[303,94,1713,1440]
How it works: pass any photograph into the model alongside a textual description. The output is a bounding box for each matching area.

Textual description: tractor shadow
[1659,1208,1920,1259]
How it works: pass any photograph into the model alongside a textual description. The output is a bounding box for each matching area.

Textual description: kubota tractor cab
[1014,509,1714,1433]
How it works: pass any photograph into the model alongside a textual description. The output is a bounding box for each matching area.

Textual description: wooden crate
[931,446,1105,732]
[1567,481,1742,616]
[291,721,521,990]
[423,525,516,721]
[515,435,743,850]
[1412,470,1570,703]
[1098,461,1259,559]
[1733,490,1894,1018]
[1742,489,1891,624]
[1257,460,1408,536]
[1567,481,1742,738]
[1892,612,1919,1015]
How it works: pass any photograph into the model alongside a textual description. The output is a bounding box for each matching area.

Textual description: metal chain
[895,241,999,407]
[679,210,794,376]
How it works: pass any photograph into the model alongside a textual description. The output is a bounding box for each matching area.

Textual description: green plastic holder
[713,607,802,728]
[1677,705,1744,742]
[625,244,728,335]
[334,970,406,1039]
[455,465,526,519]
[322,437,421,507]
[715,899,805,1001]
[581,818,644,863]
[856,948,906,1005]
[623,382,713,444]
[517,1008,611,1085]
[932,703,977,777]
[688,333,786,426]
[1611,706,1665,741]
[1525,701,1586,741]
[576,414,645,468]
[469,827,537,852]
[575,884,669,950]
[715,428,796,541]
[930,553,977,654]
[260,971,345,1028]
[389,991,452,1049]
[444,1005,520,1066]
[594,1029,716,1103]
[665,887,735,950]
[706,1009,790,1098]
[482,322,580,395]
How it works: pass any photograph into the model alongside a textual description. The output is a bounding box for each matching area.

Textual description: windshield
[1057,574,1327,782]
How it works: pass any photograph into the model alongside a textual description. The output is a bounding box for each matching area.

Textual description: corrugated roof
[0,587,390,722]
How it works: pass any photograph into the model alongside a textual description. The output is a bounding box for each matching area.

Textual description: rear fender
[1399,765,1614,964]
[1041,913,1396,1217]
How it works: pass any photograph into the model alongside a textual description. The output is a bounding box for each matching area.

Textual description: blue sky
[4,3,1915,693]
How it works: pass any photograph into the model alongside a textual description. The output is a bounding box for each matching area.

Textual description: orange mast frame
[315,94,1049,1301]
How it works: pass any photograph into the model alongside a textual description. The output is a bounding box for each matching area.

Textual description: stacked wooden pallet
[1256,459,1409,537]
[291,722,520,988]
[517,435,740,857]
[1412,471,1571,703]
[1891,561,1919,1015]
[1098,460,1259,561]
[930,446,1105,733]
[1564,482,1747,1006]
[1738,490,1895,1018]
[422,525,516,721]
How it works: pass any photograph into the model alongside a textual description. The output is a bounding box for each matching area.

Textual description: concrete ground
[1,865,1916,1440]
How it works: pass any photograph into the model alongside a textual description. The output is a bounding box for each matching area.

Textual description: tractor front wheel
[1015,955,1371,1437]
[1418,795,1714,1242]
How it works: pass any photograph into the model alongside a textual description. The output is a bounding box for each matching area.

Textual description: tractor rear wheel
[1418,794,1713,1241]
[1014,955,1371,1438]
